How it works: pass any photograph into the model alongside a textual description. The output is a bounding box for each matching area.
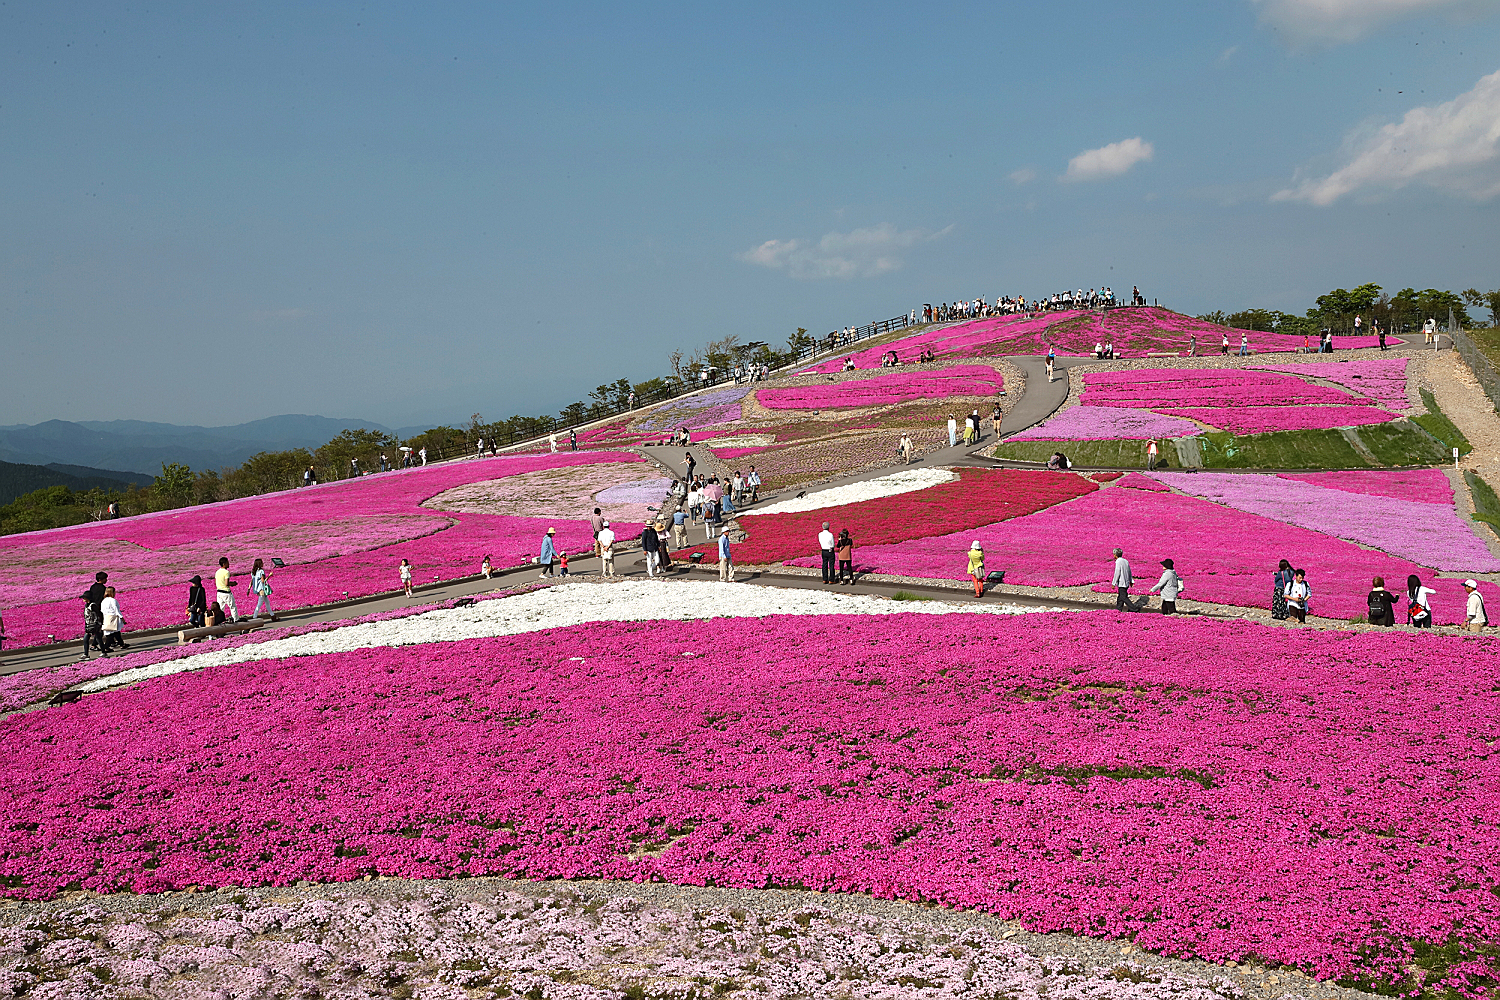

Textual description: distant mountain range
[0,459,155,505]
[0,415,428,477]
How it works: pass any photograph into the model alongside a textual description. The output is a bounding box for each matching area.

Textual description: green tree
[785,327,813,358]
[1463,288,1500,327]
[314,428,399,478]
[0,485,91,535]
[153,461,195,508]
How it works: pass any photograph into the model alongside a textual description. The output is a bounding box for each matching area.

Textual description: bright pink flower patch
[5,613,1500,989]
[1111,472,1171,491]
[1155,405,1398,434]
[804,314,1083,373]
[757,366,1005,410]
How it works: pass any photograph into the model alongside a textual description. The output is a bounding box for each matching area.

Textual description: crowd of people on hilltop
[920,287,1148,324]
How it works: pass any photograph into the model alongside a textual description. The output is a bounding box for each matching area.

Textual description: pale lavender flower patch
[1006,405,1203,441]
[1151,471,1500,572]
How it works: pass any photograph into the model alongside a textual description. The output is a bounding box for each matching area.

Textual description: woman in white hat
[966,541,985,598]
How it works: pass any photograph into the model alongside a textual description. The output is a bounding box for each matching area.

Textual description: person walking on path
[1367,576,1398,626]
[966,541,986,598]
[570,429,578,451]
[641,521,661,578]
[1112,548,1133,612]
[81,572,109,659]
[718,530,735,582]
[1271,559,1294,620]
[1406,574,1435,627]
[590,508,606,556]
[1189,332,1196,357]
[250,558,274,619]
[539,527,558,578]
[947,414,958,448]
[399,559,414,598]
[98,585,129,651]
[819,522,837,583]
[1046,347,1057,382]
[970,409,983,444]
[992,402,1004,440]
[304,465,316,487]
[481,554,493,579]
[1220,332,1229,356]
[1464,580,1487,631]
[185,574,208,632]
[419,447,427,466]
[598,521,617,576]
[672,508,688,549]
[684,451,697,482]
[656,520,674,573]
[1284,569,1311,623]
[215,556,239,622]
[1145,438,1159,471]
[747,466,760,503]
[836,529,854,585]
[1378,322,1388,351]
[1148,559,1183,614]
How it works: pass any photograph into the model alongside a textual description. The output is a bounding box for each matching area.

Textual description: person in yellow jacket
[966,541,986,598]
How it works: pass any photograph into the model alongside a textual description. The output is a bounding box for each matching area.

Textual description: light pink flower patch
[0,452,643,647]
[1151,471,1499,572]
[1005,405,1202,441]
[1155,405,1398,434]
[828,485,1495,621]
[1277,468,1454,505]
[6,612,1500,989]
[1248,358,1410,409]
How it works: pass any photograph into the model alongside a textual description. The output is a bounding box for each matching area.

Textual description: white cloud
[1251,0,1494,43]
[1219,45,1239,62]
[1273,68,1500,205]
[1008,167,1037,185]
[1062,138,1154,182]
[739,223,951,280]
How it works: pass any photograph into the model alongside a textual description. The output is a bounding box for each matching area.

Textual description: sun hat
[189,575,202,583]
[970,541,982,550]
[602,520,610,527]
[546,527,555,534]
[1465,579,1479,588]
[1161,558,1174,568]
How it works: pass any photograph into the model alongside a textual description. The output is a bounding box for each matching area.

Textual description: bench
[178,619,271,644]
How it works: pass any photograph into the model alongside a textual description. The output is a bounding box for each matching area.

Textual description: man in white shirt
[819,522,837,584]
[747,467,760,503]
[419,447,427,466]
[1112,547,1133,612]
[214,556,238,622]
[1464,580,1487,631]
[598,522,617,577]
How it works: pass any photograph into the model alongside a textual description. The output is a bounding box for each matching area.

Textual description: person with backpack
[81,572,109,660]
[966,541,986,598]
[1148,558,1183,614]
[1366,576,1398,626]
[1464,580,1487,632]
[1271,559,1294,620]
[250,558,275,619]
[1284,568,1311,623]
[836,528,854,585]
[1406,574,1435,628]
[641,521,661,578]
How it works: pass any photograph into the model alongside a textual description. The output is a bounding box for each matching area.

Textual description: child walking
[399,558,414,598]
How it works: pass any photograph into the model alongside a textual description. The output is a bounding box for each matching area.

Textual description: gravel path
[0,876,1372,999]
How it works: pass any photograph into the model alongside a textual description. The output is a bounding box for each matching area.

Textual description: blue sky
[3,0,1498,428]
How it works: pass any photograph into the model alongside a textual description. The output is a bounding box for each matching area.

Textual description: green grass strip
[1465,470,1500,538]
[1412,388,1472,456]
